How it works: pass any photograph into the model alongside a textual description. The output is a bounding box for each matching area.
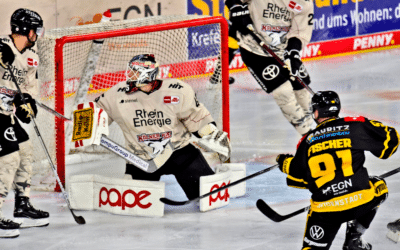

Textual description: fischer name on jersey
[239,0,314,57]
[95,79,215,160]
[0,35,39,115]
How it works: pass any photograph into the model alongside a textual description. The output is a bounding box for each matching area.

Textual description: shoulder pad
[344,116,366,122]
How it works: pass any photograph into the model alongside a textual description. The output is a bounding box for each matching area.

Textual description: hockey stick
[36,101,71,121]
[33,103,171,173]
[160,164,279,206]
[257,165,400,222]
[244,25,315,95]
[7,66,85,225]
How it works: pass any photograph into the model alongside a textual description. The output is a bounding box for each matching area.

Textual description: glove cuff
[281,157,293,174]
[225,0,244,9]
[286,37,302,52]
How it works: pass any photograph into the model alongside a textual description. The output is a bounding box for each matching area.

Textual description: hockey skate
[13,196,49,228]
[343,221,372,250]
[0,216,20,238]
[387,218,400,243]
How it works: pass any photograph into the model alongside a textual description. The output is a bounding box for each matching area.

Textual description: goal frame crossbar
[52,16,230,190]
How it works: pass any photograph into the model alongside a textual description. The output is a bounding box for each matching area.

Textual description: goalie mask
[311,91,341,119]
[126,54,159,90]
[11,8,44,41]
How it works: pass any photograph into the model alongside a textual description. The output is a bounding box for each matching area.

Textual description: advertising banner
[312,0,400,42]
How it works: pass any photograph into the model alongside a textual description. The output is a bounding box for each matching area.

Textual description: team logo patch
[288,1,303,12]
[262,65,280,80]
[164,96,179,104]
[27,58,38,67]
[4,127,17,141]
[310,225,324,240]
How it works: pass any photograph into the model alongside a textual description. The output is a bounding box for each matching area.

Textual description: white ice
[2,48,400,249]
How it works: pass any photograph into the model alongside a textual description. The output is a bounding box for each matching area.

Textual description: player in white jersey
[0,8,49,238]
[95,54,231,200]
[226,0,314,135]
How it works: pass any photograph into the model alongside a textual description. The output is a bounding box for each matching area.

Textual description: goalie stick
[256,165,400,223]
[34,103,171,173]
[245,25,315,96]
[160,164,279,206]
[7,66,85,225]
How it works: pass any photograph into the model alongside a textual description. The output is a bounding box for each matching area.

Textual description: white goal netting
[31,15,229,190]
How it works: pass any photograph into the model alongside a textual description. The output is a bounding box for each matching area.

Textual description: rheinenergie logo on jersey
[133,109,172,128]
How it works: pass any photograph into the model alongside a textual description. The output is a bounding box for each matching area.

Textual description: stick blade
[256,199,286,223]
[74,215,86,225]
[159,197,191,206]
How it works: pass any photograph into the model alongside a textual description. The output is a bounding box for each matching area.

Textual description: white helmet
[126,54,159,88]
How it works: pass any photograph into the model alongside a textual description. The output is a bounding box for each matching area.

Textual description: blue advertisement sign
[357,2,400,35]
[187,0,226,59]
[188,25,221,60]
[312,1,400,42]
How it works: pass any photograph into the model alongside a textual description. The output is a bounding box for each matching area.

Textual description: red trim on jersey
[344,116,365,122]
[297,134,308,149]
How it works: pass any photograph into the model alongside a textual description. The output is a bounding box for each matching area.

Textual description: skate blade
[0,229,20,238]
[387,229,400,243]
[14,218,49,228]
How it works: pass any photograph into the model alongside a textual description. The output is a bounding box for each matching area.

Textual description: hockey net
[32,15,229,191]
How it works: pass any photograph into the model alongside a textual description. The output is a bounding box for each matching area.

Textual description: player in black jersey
[276,91,399,250]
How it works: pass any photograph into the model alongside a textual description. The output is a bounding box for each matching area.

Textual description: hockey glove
[13,93,38,124]
[197,123,232,162]
[276,154,293,174]
[284,37,303,77]
[228,3,253,35]
[0,41,15,69]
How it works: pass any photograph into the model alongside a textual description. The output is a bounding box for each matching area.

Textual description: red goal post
[35,15,230,191]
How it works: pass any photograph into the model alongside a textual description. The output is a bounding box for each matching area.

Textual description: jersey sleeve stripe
[379,126,391,159]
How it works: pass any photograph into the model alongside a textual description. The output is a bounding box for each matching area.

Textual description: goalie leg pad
[199,166,231,212]
[219,163,246,198]
[69,174,165,217]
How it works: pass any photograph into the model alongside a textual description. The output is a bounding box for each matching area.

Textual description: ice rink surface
[3,47,400,249]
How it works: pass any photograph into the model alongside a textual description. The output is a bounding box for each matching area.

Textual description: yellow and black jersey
[281,116,399,212]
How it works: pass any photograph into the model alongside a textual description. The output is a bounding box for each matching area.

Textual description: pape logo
[209,182,230,206]
[99,187,152,210]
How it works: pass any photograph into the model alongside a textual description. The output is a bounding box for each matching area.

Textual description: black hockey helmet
[126,54,159,88]
[11,8,44,37]
[311,91,341,118]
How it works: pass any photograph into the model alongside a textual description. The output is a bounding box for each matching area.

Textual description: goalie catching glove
[197,123,231,162]
[13,93,38,124]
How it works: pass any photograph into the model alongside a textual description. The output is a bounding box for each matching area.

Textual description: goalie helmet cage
[35,15,229,191]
